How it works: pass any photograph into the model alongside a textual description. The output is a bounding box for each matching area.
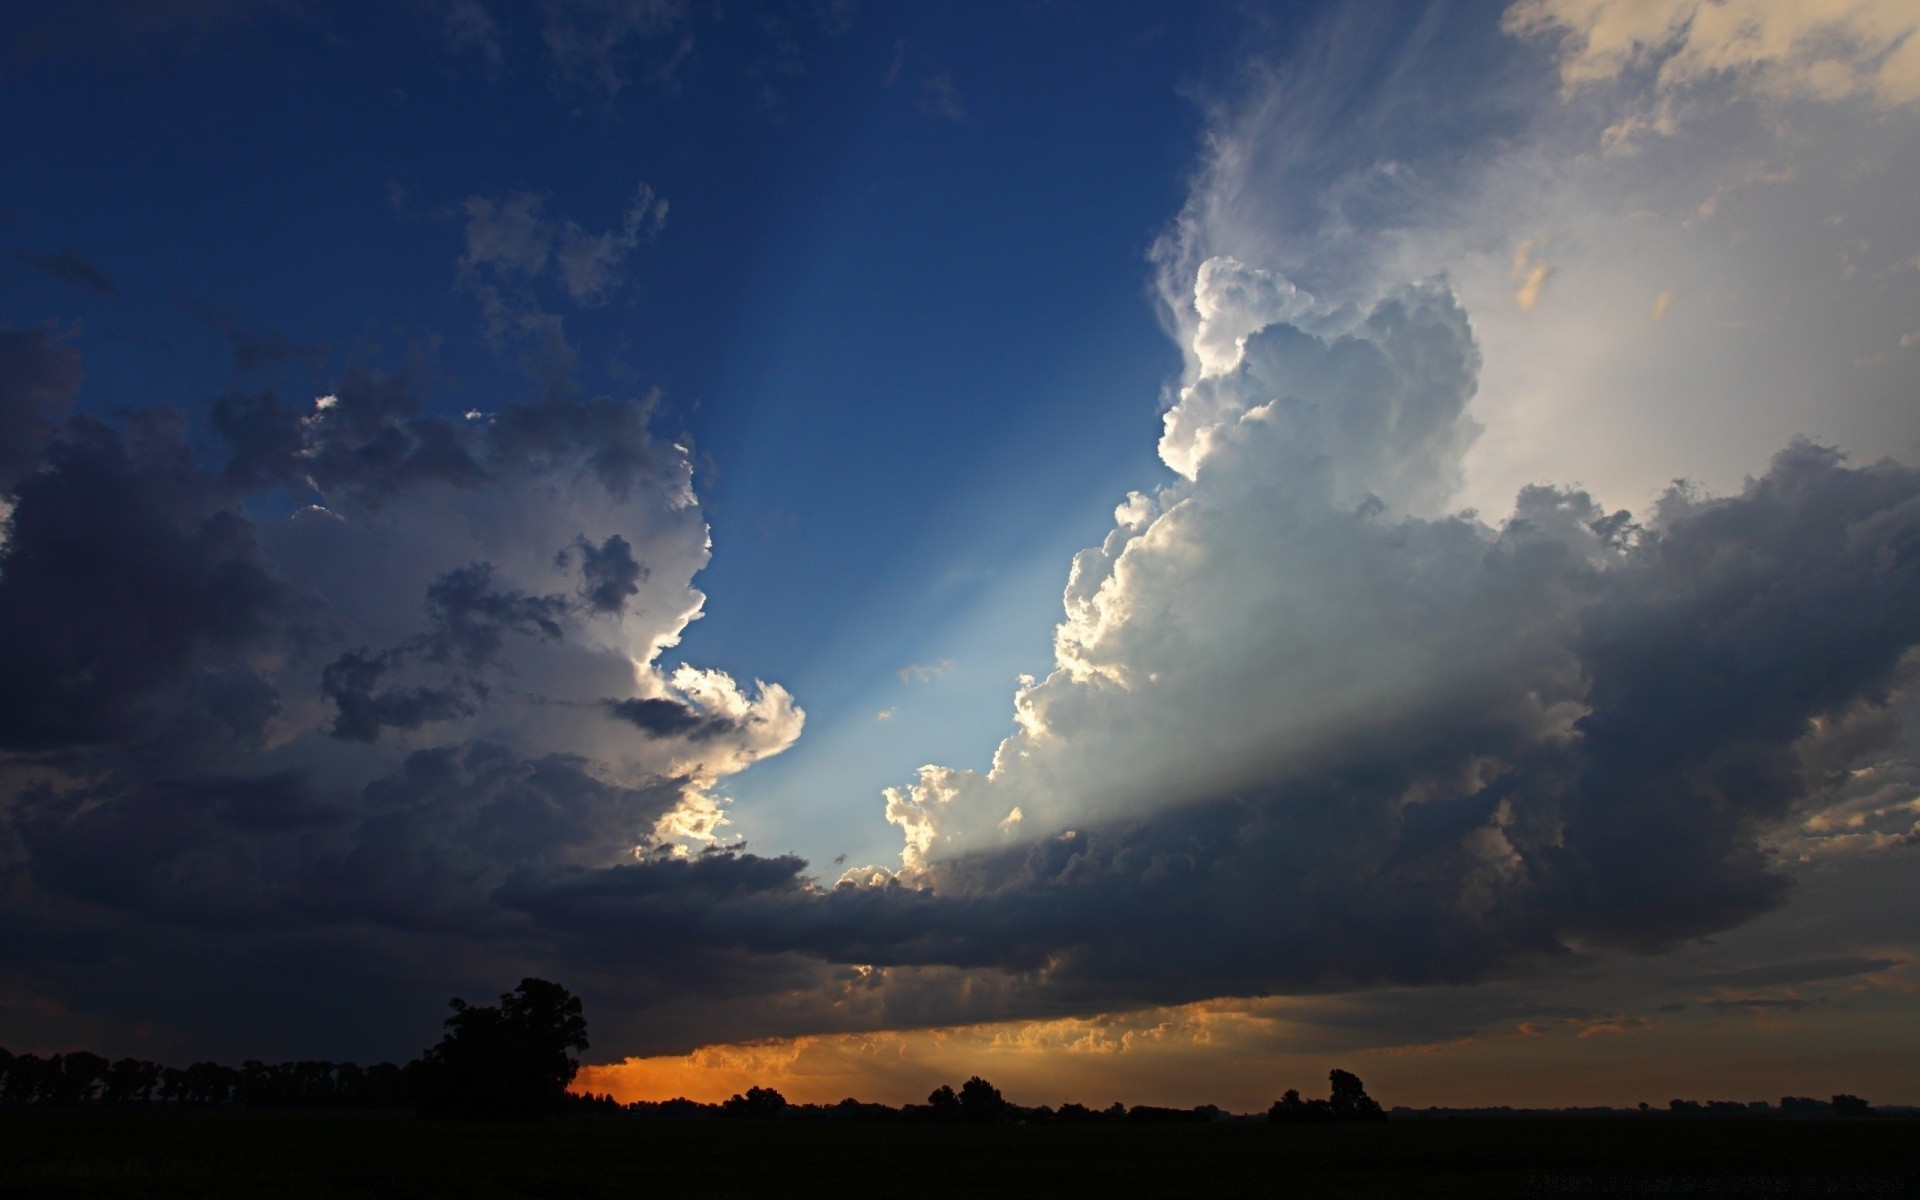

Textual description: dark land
[2,1109,1914,1199]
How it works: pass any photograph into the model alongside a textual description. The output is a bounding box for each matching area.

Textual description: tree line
[0,980,1880,1121]
[626,1070,1388,1125]
[0,1048,415,1110]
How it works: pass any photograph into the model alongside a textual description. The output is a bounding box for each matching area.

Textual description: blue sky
[5,0,1920,1107]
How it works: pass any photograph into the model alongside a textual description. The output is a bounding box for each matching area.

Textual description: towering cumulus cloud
[508,252,1920,1042]
[0,351,799,1055]
[867,256,1920,1004]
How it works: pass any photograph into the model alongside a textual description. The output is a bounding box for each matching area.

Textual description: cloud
[603,696,737,743]
[319,561,573,742]
[492,403,1920,1029]
[851,278,1920,1013]
[1511,237,1553,312]
[897,659,952,684]
[10,250,120,299]
[210,367,486,499]
[563,533,648,614]
[1705,956,1896,988]
[181,299,328,374]
[918,71,965,120]
[460,185,667,305]
[542,0,688,97]
[1507,0,1920,111]
[0,337,803,1055]
[457,185,668,350]
[0,328,82,493]
[1575,1015,1656,1037]
[0,411,297,752]
[443,0,502,67]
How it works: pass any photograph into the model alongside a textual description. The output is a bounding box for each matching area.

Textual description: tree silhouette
[721,1085,788,1120]
[1269,1069,1385,1123]
[926,1083,960,1119]
[1328,1068,1385,1122]
[958,1076,1008,1123]
[416,978,589,1119]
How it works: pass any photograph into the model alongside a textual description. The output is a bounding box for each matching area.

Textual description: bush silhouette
[416,978,588,1119]
[721,1085,788,1120]
[1269,1070,1385,1123]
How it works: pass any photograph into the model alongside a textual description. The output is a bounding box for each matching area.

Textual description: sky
[2,0,1918,1113]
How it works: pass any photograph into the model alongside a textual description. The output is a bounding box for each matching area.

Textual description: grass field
[0,1111,1912,1198]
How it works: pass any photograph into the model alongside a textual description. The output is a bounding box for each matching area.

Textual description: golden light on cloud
[1512,237,1554,312]
[1506,0,1920,109]
[1651,290,1674,321]
[573,972,1920,1112]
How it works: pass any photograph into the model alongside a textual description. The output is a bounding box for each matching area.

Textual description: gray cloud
[0,411,296,752]
[443,0,502,67]
[0,328,81,491]
[0,331,801,1058]
[1704,957,1898,990]
[602,697,737,743]
[319,562,569,741]
[11,250,120,299]
[182,298,328,374]
[542,0,688,97]
[459,185,666,330]
[562,532,647,614]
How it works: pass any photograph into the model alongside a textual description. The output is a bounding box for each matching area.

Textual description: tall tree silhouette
[958,1076,1008,1124]
[1328,1069,1385,1121]
[416,978,589,1119]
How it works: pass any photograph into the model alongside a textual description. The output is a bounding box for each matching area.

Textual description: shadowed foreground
[0,1111,1912,1198]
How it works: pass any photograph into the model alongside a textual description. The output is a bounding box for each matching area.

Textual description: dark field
[0,1111,1912,1198]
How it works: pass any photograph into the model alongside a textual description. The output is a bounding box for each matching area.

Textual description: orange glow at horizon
[572,978,1920,1113]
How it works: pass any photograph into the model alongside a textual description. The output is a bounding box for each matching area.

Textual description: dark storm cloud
[18,770,337,916]
[0,411,294,752]
[210,367,665,503]
[0,739,712,1062]
[1554,444,1920,945]
[320,562,569,741]
[561,533,646,613]
[419,563,569,666]
[320,648,479,742]
[210,367,486,499]
[484,391,667,498]
[602,697,737,742]
[10,249,121,299]
[293,742,687,930]
[0,328,81,491]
